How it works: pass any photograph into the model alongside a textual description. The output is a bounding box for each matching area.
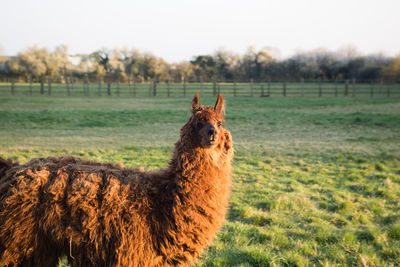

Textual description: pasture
[1,96,400,266]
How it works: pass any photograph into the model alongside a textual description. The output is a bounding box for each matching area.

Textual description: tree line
[0,45,399,83]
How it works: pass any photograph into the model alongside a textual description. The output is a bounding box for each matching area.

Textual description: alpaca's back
[0,156,159,266]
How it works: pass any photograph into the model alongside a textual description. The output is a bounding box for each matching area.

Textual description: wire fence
[1,78,399,98]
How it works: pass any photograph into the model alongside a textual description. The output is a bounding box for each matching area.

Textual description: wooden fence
[1,79,399,98]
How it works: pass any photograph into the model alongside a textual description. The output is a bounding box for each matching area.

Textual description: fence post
[261,84,266,97]
[318,79,322,97]
[65,76,70,96]
[334,79,338,97]
[370,80,373,98]
[133,77,136,97]
[200,78,204,96]
[98,77,102,96]
[352,78,356,97]
[233,81,237,97]
[213,78,217,96]
[387,80,391,98]
[48,77,52,96]
[283,81,286,97]
[301,78,304,97]
[11,78,15,95]
[250,79,254,97]
[83,76,86,96]
[117,78,120,96]
[148,79,152,97]
[268,80,271,97]
[40,75,44,95]
[84,75,89,96]
[167,80,170,97]
[29,76,33,95]
[127,76,131,96]
[70,76,74,96]
[183,77,186,97]
[344,80,349,96]
[107,76,111,96]
[153,79,157,97]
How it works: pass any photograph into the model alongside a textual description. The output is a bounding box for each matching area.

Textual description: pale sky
[1,0,400,62]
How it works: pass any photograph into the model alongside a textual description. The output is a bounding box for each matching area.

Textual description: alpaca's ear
[214,93,224,115]
[191,93,200,113]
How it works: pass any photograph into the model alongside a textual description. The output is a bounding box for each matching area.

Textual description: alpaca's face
[190,93,226,148]
[193,108,224,147]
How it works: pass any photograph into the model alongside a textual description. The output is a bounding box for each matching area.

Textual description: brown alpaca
[0,93,233,267]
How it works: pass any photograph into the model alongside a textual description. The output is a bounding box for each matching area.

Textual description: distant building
[67,55,94,71]
[68,55,82,67]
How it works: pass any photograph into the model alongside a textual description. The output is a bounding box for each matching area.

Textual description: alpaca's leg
[19,253,60,267]
[0,246,29,266]
[0,246,57,267]
[0,230,61,267]
[38,254,61,267]
[27,238,63,267]
[0,221,36,265]
[0,251,26,266]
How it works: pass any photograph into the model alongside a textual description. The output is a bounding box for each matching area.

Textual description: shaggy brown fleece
[0,93,233,267]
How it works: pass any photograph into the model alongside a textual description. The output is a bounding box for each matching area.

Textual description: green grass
[1,96,400,266]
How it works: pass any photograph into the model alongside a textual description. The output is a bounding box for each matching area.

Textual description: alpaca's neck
[170,140,231,183]
[149,133,233,264]
[166,139,232,212]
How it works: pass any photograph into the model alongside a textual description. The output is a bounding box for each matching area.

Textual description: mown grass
[1,96,400,266]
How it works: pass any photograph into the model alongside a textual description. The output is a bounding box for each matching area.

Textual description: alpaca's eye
[217,122,222,128]
[196,123,202,130]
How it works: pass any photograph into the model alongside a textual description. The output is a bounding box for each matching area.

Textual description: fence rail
[1,79,399,98]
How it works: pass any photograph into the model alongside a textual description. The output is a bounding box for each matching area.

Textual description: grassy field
[1,96,400,266]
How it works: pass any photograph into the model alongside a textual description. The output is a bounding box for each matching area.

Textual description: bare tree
[91,49,113,95]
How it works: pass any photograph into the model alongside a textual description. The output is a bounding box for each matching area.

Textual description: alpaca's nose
[208,127,216,136]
